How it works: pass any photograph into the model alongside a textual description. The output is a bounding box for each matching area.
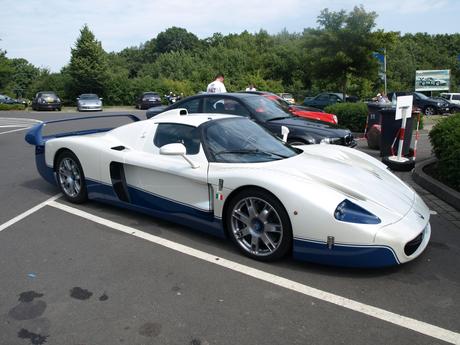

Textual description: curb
[412,157,460,211]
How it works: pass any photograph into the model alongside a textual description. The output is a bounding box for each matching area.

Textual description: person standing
[207,73,227,93]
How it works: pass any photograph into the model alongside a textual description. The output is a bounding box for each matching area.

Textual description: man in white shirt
[207,73,227,93]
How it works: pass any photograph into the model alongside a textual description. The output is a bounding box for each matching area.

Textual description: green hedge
[0,103,26,111]
[324,102,368,132]
[429,113,460,191]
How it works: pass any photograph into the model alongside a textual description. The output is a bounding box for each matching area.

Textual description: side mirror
[160,143,199,169]
[281,126,290,143]
[160,143,186,156]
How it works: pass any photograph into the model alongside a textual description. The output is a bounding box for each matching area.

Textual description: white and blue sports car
[25,109,431,267]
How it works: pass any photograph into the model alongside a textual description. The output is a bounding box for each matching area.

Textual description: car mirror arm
[181,155,200,169]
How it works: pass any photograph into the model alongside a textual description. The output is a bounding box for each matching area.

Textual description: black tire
[424,106,435,116]
[287,139,308,146]
[55,150,88,203]
[382,156,415,172]
[225,188,292,261]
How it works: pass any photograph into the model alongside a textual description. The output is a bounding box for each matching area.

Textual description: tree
[0,48,14,92]
[68,25,108,98]
[156,27,200,54]
[305,6,380,98]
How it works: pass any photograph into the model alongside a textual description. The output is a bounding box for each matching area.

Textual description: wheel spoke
[245,198,258,218]
[63,159,72,171]
[232,209,250,226]
[251,236,259,253]
[259,203,272,222]
[74,180,81,194]
[265,223,282,233]
[234,226,250,239]
[59,167,70,177]
[261,233,276,252]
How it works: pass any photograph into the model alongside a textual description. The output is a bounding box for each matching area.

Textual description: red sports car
[242,91,338,125]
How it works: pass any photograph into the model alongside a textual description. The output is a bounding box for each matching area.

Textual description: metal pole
[384,48,387,95]
[397,106,408,160]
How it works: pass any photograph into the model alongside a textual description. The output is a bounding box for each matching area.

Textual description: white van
[440,93,460,105]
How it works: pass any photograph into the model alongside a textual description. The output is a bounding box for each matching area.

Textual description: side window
[179,98,201,113]
[453,95,460,101]
[317,94,328,101]
[203,98,224,113]
[203,98,250,117]
[153,123,200,155]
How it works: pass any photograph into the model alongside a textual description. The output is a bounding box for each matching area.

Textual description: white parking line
[0,127,31,135]
[44,200,459,345]
[0,194,61,233]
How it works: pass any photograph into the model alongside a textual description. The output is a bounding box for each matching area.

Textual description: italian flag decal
[215,192,224,200]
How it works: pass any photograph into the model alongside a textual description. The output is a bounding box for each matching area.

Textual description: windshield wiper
[214,149,288,158]
[267,116,291,121]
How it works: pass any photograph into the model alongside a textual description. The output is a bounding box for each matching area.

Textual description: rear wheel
[226,188,292,261]
[56,151,87,203]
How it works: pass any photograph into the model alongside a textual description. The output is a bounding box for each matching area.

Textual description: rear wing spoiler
[25,114,141,146]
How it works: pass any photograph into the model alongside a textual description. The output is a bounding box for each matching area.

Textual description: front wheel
[287,139,308,146]
[424,106,435,116]
[226,188,292,261]
[56,151,87,203]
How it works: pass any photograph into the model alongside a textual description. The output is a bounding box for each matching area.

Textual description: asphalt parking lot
[0,109,459,345]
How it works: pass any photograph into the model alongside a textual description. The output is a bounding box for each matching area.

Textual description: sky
[0,0,459,72]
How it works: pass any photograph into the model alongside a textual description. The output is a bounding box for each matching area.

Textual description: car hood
[268,116,349,136]
[270,145,415,222]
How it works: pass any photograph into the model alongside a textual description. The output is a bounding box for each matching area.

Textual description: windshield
[202,118,299,163]
[271,97,291,111]
[40,93,57,98]
[244,96,293,121]
[414,92,429,100]
[79,94,99,99]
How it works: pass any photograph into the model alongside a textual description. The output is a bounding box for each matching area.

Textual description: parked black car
[303,92,358,109]
[31,91,62,111]
[387,91,450,115]
[136,92,162,109]
[147,93,356,147]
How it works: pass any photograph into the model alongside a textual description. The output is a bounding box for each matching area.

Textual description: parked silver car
[77,94,103,111]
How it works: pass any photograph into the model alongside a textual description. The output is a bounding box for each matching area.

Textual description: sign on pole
[395,95,413,120]
[415,70,450,91]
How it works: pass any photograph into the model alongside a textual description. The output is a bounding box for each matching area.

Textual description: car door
[169,97,203,114]
[123,122,212,214]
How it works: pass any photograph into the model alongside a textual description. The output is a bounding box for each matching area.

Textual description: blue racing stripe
[293,237,399,268]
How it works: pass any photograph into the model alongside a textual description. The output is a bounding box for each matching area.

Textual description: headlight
[437,102,442,106]
[333,115,338,124]
[334,199,381,224]
[320,137,340,144]
[39,98,45,104]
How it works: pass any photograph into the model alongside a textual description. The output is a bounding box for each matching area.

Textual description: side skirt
[86,178,225,238]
